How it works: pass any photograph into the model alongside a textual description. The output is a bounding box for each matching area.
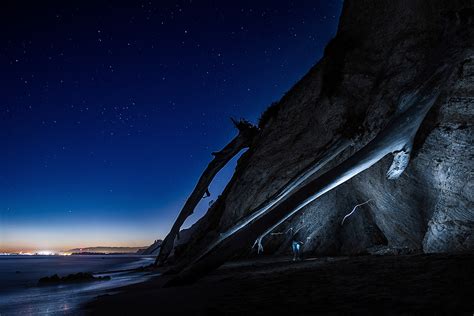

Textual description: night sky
[0,1,342,252]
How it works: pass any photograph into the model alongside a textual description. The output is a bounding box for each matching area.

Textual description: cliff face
[141,239,162,255]
[172,0,474,263]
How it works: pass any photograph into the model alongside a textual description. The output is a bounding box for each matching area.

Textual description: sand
[85,253,474,315]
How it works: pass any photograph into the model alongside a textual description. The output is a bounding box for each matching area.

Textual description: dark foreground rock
[38,272,110,285]
[85,253,474,315]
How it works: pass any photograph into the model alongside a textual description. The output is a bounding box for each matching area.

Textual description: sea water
[0,255,156,315]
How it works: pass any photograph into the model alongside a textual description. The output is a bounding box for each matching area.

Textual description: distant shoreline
[0,253,150,256]
[70,252,149,256]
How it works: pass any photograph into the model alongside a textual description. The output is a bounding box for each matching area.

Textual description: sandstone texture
[168,0,474,263]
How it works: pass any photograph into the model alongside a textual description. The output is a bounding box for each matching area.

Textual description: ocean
[0,255,156,315]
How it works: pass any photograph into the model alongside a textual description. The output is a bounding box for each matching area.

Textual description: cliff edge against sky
[159,0,473,269]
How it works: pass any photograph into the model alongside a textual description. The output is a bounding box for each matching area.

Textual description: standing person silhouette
[289,227,304,261]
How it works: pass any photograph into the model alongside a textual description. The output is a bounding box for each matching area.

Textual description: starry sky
[0,0,342,252]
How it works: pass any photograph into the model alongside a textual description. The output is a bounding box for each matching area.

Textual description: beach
[0,255,156,315]
[85,253,474,315]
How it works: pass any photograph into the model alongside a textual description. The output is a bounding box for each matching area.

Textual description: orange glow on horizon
[0,239,153,254]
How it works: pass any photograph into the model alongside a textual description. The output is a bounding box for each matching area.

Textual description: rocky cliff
[165,0,473,267]
[141,239,162,255]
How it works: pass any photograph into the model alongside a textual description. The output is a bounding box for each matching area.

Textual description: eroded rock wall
[173,0,473,262]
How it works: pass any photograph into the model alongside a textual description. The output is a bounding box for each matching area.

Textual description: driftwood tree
[199,137,353,259]
[166,64,454,285]
[156,119,259,266]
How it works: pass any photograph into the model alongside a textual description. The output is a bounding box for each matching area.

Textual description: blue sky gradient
[0,0,342,251]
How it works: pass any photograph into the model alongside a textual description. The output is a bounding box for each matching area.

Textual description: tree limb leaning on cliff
[167,64,454,285]
[155,119,258,266]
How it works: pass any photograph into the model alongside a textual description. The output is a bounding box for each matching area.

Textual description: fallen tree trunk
[156,119,258,266]
[198,137,353,260]
[167,64,454,284]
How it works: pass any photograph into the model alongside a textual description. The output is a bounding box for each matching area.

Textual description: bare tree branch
[155,119,258,266]
[200,137,353,260]
[341,199,372,225]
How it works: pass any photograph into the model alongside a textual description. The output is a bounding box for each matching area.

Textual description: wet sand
[0,256,156,315]
[85,253,474,315]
